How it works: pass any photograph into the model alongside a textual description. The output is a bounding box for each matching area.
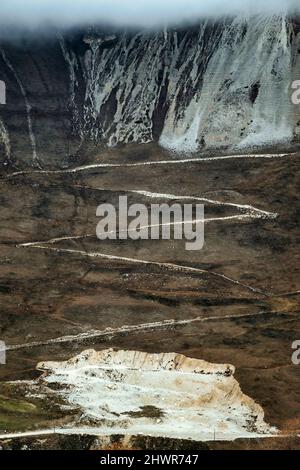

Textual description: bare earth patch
[23,348,277,441]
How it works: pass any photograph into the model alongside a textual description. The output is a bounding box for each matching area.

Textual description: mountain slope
[0,15,299,168]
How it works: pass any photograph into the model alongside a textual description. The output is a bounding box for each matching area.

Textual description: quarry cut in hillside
[23,349,276,441]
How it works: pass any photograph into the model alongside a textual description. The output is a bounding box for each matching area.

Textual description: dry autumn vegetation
[0,6,300,450]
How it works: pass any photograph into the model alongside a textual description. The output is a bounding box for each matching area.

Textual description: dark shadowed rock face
[0,15,300,168]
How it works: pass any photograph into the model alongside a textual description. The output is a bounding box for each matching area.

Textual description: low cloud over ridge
[0,0,299,31]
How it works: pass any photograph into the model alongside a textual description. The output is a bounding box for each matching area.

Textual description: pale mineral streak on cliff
[0,16,299,164]
[62,16,297,152]
[0,48,42,168]
[0,116,10,161]
[160,16,295,152]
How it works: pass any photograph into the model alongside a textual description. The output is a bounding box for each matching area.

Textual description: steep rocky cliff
[0,14,299,168]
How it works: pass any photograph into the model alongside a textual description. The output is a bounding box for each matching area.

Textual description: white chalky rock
[34,349,276,441]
